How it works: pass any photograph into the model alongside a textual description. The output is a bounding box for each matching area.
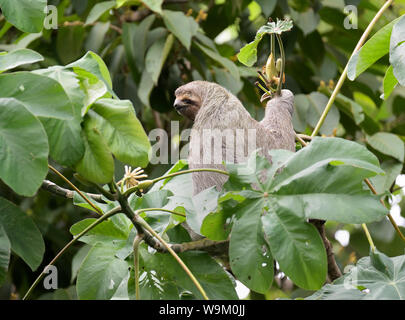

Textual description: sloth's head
[174,81,225,121]
[174,81,206,120]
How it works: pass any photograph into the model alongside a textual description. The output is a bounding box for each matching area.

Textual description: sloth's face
[174,83,203,121]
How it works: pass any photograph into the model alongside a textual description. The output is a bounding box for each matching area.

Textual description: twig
[23,206,122,300]
[365,178,405,243]
[41,180,107,203]
[309,219,342,281]
[48,165,103,216]
[311,0,394,137]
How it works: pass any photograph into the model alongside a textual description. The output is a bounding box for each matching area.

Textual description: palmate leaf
[307,250,405,300]
[217,137,387,290]
[237,19,293,66]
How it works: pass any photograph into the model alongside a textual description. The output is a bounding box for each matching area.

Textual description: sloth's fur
[174,81,295,196]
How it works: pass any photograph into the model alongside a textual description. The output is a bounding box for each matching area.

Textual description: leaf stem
[48,164,103,216]
[310,0,394,137]
[364,178,405,242]
[362,223,376,252]
[133,234,144,300]
[137,208,186,218]
[276,34,285,96]
[123,168,229,197]
[22,206,122,300]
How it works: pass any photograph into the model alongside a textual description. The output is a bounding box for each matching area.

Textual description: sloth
[174,80,295,195]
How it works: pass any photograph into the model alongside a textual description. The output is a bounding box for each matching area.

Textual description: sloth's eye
[183,98,194,105]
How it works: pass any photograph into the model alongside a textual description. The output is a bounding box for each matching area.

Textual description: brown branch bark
[309,219,342,282]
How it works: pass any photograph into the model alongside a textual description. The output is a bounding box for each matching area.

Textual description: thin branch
[48,165,103,216]
[137,208,186,218]
[310,0,394,137]
[23,206,122,300]
[309,219,342,281]
[365,178,405,243]
[41,180,107,203]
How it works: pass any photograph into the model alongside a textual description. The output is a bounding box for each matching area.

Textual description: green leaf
[122,15,156,76]
[307,251,405,300]
[85,1,116,25]
[0,49,43,73]
[91,99,151,168]
[390,15,405,86]
[257,19,294,35]
[145,34,174,84]
[229,199,274,294]
[70,218,128,248]
[67,51,114,97]
[76,244,130,300]
[272,137,384,194]
[0,225,10,285]
[0,98,49,196]
[0,72,74,120]
[195,42,239,79]
[162,10,199,50]
[366,132,404,162]
[237,33,265,67]
[0,0,46,33]
[71,245,91,283]
[0,197,45,271]
[369,160,402,194]
[291,8,319,35]
[140,248,238,300]
[33,67,85,166]
[262,203,327,290]
[348,17,400,81]
[143,0,163,14]
[74,113,115,184]
[382,65,398,100]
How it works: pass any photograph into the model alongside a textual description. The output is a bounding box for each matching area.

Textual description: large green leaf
[0,72,74,120]
[162,10,199,50]
[76,244,130,300]
[271,137,384,194]
[390,14,405,86]
[0,98,49,196]
[366,132,404,162]
[0,197,45,271]
[348,17,400,81]
[91,99,151,168]
[308,250,405,300]
[0,49,43,73]
[0,0,46,33]
[229,199,274,294]
[0,225,10,285]
[74,113,115,184]
[70,218,128,248]
[34,67,86,166]
[262,203,327,290]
